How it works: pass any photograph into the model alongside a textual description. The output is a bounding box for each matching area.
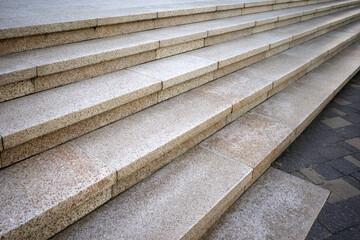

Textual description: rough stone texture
[158,72,214,102]
[129,53,217,89]
[0,56,36,86]
[201,112,293,180]
[202,168,329,240]
[0,143,116,239]
[156,38,205,59]
[0,70,161,150]
[34,50,156,92]
[1,93,157,167]
[73,92,231,182]
[346,137,360,150]
[0,79,35,103]
[195,69,272,112]
[53,146,252,240]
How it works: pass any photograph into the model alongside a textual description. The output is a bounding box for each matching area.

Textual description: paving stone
[318,109,341,120]
[327,192,344,204]
[343,175,360,190]
[312,163,344,180]
[329,107,347,116]
[321,117,353,129]
[300,168,326,185]
[346,138,360,150]
[311,131,345,145]
[326,225,360,240]
[322,178,360,202]
[297,150,329,166]
[306,221,331,240]
[329,158,360,175]
[334,97,351,106]
[289,171,308,181]
[308,120,333,132]
[344,155,360,168]
[316,142,356,159]
[318,197,360,233]
[334,125,360,139]
[272,150,305,173]
[352,171,360,181]
[343,113,360,124]
[202,168,329,240]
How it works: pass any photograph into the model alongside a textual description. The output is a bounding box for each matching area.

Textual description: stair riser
[0,0,337,55]
[1,4,358,104]
[2,17,359,168]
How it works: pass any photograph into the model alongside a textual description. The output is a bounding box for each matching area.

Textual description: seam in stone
[70,141,119,181]
[200,145,254,172]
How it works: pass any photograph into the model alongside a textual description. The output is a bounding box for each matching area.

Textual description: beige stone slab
[0,70,161,150]
[1,93,157,168]
[249,30,292,48]
[152,2,217,18]
[272,19,318,39]
[112,118,227,196]
[91,7,157,25]
[204,28,253,46]
[10,32,159,76]
[241,52,309,88]
[242,5,273,14]
[0,79,35,103]
[214,9,242,19]
[0,56,36,86]
[73,91,231,181]
[245,0,275,7]
[195,70,272,112]
[129,53,217,89]
[252,81,329,135]
[0,143,116,239]
[212,0,245,11]
[154,12,215,29]
[94,19,155,38]
[34,50,156,92]
[337,19,360,33]
[158,72,214,102]
[53,146,252,240]
[201,112,293,179]
[156,39,204,59]
[140,24,207,47]
[189,35,269,68]
[277,7,304,20]
[202,167,329,240]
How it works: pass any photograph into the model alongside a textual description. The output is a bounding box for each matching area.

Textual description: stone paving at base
[272,72,360,240]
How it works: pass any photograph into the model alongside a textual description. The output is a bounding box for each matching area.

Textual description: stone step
[0,0,343,54]
[52,40,360,240]
[1,13,359,169]
[202,168,330,240]
[1,1,358,102]
[1,26,358,240]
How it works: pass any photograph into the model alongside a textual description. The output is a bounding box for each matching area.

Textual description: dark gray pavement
[272,72,360,240]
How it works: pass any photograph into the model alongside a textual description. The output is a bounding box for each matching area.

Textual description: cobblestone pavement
[272,72,360,240]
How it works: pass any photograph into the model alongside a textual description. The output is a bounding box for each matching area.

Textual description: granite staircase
[0,0,360,239]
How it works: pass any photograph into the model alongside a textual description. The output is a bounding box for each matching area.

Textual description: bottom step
[53,41,360,239]
[202,167,329,240]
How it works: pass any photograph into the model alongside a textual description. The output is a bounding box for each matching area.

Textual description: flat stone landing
[202,167,330,240]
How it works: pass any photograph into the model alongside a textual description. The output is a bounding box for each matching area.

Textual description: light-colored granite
[129,53,217,89]
[0,56,36,86]
[241,52,309,87]
[0,143,116,239]
[73,91,231,182]
[156,39,204,59]
[0,70,161,150]
[201,112,293,180]
[7,32,159,76]
[0,79,35,103]
[1,94,157,168]
[202,168,330,240]
[53,146,252,240]
[195,69,272,112]
[189,35,269,68]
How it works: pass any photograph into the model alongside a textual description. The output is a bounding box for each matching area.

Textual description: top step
[0,0,348,54]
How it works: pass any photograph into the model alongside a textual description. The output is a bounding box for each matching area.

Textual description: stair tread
[0,0,327,39]
[0,143,116,239]
[202,168,330,240]
[1,12,358,155]
[0,70,161,149]
[52,146,252,240]
[72,91,231,179]
[53,40,360,240]
[0,0,356,85]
